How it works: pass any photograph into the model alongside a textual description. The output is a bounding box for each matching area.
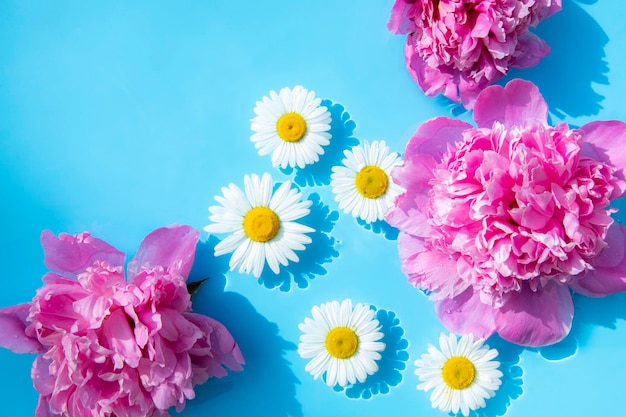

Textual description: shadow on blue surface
[356,217,399,241]
[467,336,524,417]
[507,0,609,118]
[332,309,409,399]
[280,100,358,187]
[259,192,339,291]
[187,237,303,417]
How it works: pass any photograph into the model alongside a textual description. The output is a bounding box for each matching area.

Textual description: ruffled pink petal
[511,32,551,69]
[435,288,496,339]
[404,250,469,300]
[404,35,459,101]
[41,230,125,277]
[569,223,626,297]
[540,0,563,20]
[494,282,573,347]
[579,120,626,198]
[0,303,44,354]
[127,225,199,279]
[387,0,416,34]
[473,78,549,129]
[35,397,57,417]
[386,155,436,236]
[404,117,473,161]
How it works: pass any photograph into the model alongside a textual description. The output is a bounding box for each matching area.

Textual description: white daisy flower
[415,333,503,417]
[250,85,332,169]
[298,299,386,388]
[204,172,314,278]
[330,140,404,224]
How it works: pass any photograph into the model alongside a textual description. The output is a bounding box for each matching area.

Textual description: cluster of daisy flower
[204,86,405,279]
[296,299,503,416]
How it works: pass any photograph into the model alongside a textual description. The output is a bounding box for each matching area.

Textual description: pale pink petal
[41,230,124,276]
[435,289,496,340]
[385,155,436,236]
[404,117,472,161]
[495,282,573,347]
[127,225,199,279]
[580,120,626,198]
[404,251,469,300]
[0,303,44,354]
[473,79,549,129]
[569,223,626,297]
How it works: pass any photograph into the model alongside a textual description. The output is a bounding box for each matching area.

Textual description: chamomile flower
[250,86,332,169]
[298,299,386,388]
[415,333,503,417]
[204,172,314,278]
[330,140,404,223]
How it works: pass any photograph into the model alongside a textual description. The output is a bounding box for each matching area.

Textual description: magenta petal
[473,79,549,129]
[405,117,472,162]
[404,35,459,102]
[127,225,199,279]
[387,0,416,34]
[569,223,626,297]
[511,32,551,69]
[580,120,626,198]
[495,282,573,347]
[41,230,125,276]
[435,289,496,340]
[0,303,44,354]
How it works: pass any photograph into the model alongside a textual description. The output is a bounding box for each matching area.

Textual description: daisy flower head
[297,299,386,388]
[204,172,315,278]
[330,140,404,223]
[415,333,503,417]
[250,85,332,169]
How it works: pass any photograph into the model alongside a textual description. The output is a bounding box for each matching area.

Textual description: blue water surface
[1,1,625,416]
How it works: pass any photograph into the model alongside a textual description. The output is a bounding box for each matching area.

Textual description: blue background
[1,1,625,416]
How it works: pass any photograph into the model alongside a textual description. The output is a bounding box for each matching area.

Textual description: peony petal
[127,225,199,280]
[404,250,469,300]
[404,117,472,162]
[435,289,496,340]
[385,155,436,237]
[0,303,45,354]
[494,282,573,347]
[473,79,549,129]
[511,32,551,69]
[387,0,416,34]
[580,120,626,198]
[41,230,125,276]
[569,223,626,297]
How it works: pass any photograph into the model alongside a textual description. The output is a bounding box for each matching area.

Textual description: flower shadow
[280,100,358,187]
[258,192,340,292]
[332,309,409,399]
[467,336,524,417]
[506,0,609,118]
[356,218,399,241]
[186,237,303,417]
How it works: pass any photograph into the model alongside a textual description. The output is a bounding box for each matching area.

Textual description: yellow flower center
[276,112,307,143]
[325,327,359,359]
[355,165,388,199]
[441,356,476,390]
[242,206,280,242]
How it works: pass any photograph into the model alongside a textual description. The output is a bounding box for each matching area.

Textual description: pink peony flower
[386,79,626,347]
[0,225,244,417]
[387,0,562,109]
